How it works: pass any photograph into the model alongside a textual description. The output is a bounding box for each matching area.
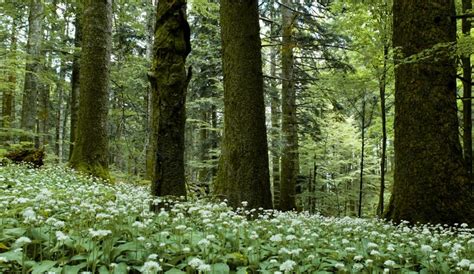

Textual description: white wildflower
[421,244,432,253]
[354,255,364,261]
[270,234,283,242]
[197,264,211,272]
[15,236,32,246]
[457,259,471,268]
[188,257,204,268]
[384,260,396,267]
[353,263,364,271]
[335,262,345,269]
[279,259,296,272]
[55,231,70,241]
[141,261,162,273]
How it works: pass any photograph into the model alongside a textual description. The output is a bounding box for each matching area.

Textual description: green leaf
[31,260,56,274]
[165,268,186,274]
[212,263,230,274]
[0,250,22,263]
[113,262,128,274]
[99,265,110,274]
[63,262,87,274]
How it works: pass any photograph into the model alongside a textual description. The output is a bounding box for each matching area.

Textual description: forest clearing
[1,0,474,273]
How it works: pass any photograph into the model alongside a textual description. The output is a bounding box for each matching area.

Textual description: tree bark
[386,0,474,225]
[215,0,272,209]
[462,0,472,183]
[2,17,17,141]
[280,0,298,211]
[149,0,191,198]
[69,4,82,160]
[69,0,112,180]
[145,0,156,180]
[270,1,281,208]
[377,45,388,217]
[20,0,43,142]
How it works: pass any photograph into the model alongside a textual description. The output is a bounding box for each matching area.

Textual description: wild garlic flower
[188,257,204,268]
[15,236,32,246]
[279,259,296,272]
[141,261,162,273]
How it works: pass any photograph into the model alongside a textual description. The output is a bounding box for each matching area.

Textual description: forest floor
[0,165,473,273]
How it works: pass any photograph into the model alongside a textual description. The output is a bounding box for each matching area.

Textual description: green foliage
[1,165,473,273]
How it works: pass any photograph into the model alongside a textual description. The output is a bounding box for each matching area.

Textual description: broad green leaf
[165,268,186,274]
[31,260,56,274]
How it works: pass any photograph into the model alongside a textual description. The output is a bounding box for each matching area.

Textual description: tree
[69,0,112,180]
[386,0,474,225]
[215,0,272,209]
[20,0,43,142]
[280,0,298,211]
[148,0,191,198]
[461,0,472,182]
[69,4,82,160]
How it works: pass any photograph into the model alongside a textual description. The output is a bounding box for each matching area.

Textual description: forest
[0,0,473,273]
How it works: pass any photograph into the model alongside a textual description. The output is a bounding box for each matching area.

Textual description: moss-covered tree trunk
[69,4,82,160]
[148,0,191,198]
[280,0,298,211]
[20,0,43,142]
[215,0,272,209]
[69,0,112,180]
[386,0,474,225]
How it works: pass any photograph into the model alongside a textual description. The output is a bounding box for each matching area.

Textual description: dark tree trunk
[20,0,43,142]
[149,0,191,198]
[377,45,388,217]
[280,0,298,211]
[386,0,474,225]
[215,0,272,209]
[69,4,82,160]
[461,0,472,183]
[69,0,112,180]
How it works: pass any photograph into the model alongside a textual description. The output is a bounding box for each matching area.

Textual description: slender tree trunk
[149,0,191,198]
[270,6,281,208]
[69,5,82,160]
[358,99,366,218]
[377,45,388,217]
[215,0,272,209]
[20,0,43,142]
[55,56,66,162]
[386,0,474,225]
[280,0,298,211]
[69,0,112,180]
[462,0,472,183]
[2,18,17,142]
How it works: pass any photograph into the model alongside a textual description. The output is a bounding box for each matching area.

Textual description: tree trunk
[145,0,156,180]
[149,0,191,198]
[69,4,82,160]
[215,0,272,209]
[386,0,474,225]
[270,3,281,208]
[2,18,17,141]
[462,0,472,183]
[377,45,388,217]
[358,99,366,218]
[69,0,112,180]
[20,0,43,142]
[280,0,298,211]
